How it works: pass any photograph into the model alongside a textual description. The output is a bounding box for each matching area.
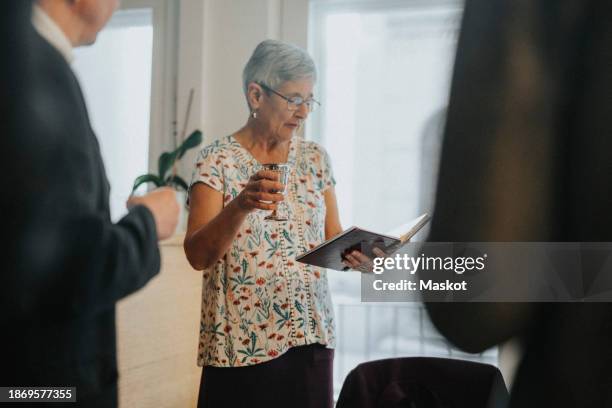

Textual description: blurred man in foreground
[426,1,612,407]
[2,0,179,406]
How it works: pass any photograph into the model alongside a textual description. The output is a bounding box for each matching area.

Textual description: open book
[296,213,430,271]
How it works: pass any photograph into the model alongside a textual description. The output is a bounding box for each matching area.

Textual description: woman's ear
[247,82,263,111]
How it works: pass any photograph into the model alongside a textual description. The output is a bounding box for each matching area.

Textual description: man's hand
[127,187,180,240]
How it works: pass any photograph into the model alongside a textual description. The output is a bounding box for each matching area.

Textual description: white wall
[175,0,309,178]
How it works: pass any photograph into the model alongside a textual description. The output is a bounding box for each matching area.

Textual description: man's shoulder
[32,29,87,105]
[29,29,73,78]
[30,31,88,112]
[24,30,92,153]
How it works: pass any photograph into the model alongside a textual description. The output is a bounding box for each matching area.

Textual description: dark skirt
[197,344,334,408]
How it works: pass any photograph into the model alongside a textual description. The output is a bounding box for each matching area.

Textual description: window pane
[73,9,153,221]
[309,0,498,398]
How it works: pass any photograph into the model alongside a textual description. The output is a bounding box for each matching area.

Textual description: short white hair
[242,40,317,108]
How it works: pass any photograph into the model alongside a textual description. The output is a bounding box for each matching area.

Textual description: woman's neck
[235,125,291,164]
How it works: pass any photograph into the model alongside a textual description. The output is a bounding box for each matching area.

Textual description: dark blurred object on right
[425,0,612,407]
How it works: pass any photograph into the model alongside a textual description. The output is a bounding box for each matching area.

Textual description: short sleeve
[320,146,336,191]
[190,144,224,193]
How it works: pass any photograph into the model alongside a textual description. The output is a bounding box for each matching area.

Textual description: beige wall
[117,234,202,408]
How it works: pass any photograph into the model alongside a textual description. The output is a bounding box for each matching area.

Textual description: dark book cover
[296,214,430,271]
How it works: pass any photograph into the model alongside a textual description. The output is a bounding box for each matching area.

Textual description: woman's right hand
[234,170,285,213]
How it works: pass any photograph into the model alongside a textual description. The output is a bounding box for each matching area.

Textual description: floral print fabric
[190,135,336,367]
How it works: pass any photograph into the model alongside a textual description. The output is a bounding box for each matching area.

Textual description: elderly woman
[184,40,369,408]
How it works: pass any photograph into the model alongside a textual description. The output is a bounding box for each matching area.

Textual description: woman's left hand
[342,247,387,273]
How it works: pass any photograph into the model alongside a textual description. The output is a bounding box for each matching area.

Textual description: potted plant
[131,129,202,193]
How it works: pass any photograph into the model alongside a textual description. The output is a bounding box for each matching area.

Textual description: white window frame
[118,0,178,176]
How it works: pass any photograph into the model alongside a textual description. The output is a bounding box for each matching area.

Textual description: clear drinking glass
[261,163,290,221]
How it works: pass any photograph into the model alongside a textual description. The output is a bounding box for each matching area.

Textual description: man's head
[37,0,120,46]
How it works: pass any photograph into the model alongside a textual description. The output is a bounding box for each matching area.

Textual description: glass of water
[261,163,290,221]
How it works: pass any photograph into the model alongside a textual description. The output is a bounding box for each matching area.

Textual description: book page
[384,213,430,241]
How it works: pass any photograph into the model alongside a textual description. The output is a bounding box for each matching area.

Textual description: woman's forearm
[184,199,249,270]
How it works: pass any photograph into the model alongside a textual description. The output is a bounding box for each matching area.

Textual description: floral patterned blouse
[190,134,336,367]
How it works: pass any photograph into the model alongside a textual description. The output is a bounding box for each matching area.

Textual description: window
[308,0,497,397]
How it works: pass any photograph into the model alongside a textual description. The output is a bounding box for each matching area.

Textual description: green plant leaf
[177,130,203,159]
[132,174,164,192]
[158,150,178,180]
[166,175,189,191]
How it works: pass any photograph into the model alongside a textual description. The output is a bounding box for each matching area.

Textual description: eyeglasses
[257,82,321,112]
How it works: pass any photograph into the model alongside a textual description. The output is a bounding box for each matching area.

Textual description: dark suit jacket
[425,1,612,407]
[1,15,161,407]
